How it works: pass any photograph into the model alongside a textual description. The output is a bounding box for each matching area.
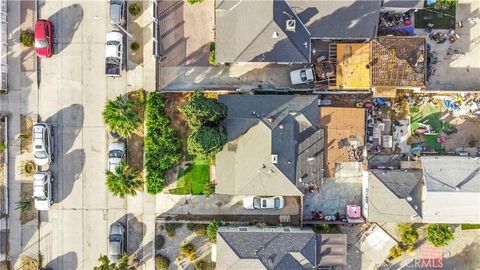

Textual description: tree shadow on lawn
[169,157,209,195]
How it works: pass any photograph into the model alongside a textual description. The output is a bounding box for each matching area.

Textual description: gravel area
[155,223,212,270]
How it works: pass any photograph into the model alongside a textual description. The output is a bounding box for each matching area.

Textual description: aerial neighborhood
[1,0,480,269]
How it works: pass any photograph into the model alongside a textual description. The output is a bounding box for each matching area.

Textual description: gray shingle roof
[381,0,424,9]
[216,0,381,63]
[422,156,480,193]
[217,95,323,193]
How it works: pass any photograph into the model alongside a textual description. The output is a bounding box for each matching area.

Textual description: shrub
[164,223,182,239]
[20,30,34,47]
[312,224,332,233]
[207,219,222,243]
[93,255,135,270]
[187,224,207,237]
[180,242,197,261]
[145,92,182,194]
[195,259,214,270]
[187,0,204,4]
[187,126,228,158]
[18,255,38,270]
[203,181,215,198]
[130,41,140,51]
[21,160,36,177]
[129,3,141,16]
[18,133,30,140]
[389,245,404,260]
[15,196,32,213]
[179,90,227,129]
[155,234,165,250]
[208,42,218,66]
[427,224,455,247]
[398,224,419,247]
[0,143,6,152]
[155,255,170,270]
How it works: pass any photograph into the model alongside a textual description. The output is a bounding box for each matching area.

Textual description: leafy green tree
[179,91,227,129]
[427,224,455,247]
[106,160,142,198]
[398,224,419,247]
[103,96,141,138]
[207,219,223,243]
[93,255,135,270]
[187,126,227,157]
[20,30,34,47]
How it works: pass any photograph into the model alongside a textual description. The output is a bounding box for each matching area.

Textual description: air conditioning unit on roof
[286,19,296,32]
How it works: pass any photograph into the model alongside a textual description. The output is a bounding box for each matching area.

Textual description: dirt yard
[127,90,145,172]
[20,115,34,154]
[163,93,191,153]
[20,182,37,225]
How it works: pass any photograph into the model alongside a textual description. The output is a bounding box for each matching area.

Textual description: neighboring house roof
[216,95,324,196]
[367,157,480,224]
[421,156,480,223]
[371,37,427,88]
[334,43,371,90]
[382,0,424,9]
[216,0,381,63]
[367,170,422,223]
[319,107,365,177]
[216,226,347,270]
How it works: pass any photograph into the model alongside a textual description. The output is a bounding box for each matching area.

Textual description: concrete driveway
[156,194,299,217]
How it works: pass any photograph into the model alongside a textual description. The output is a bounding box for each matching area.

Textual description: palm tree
[106,160,142,197]
[103,95,141,138]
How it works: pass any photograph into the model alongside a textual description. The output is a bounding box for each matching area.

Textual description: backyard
[415,1,456,29]
[410,103,444,150]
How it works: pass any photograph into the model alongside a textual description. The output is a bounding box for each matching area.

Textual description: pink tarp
[347,204,361,218]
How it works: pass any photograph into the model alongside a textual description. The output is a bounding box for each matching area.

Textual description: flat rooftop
[319,107,365,178]
[334,43,371,90]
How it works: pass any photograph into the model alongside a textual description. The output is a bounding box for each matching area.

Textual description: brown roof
[319,107,365,177]
[371,37,427,88]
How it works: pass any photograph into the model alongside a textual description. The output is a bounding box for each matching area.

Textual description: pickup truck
[290,67,315,85]
[105,31,124,77]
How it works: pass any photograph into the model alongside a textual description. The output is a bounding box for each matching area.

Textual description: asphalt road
[36,1,129,268]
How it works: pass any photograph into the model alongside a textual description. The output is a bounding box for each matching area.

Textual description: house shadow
[45,251,78,270]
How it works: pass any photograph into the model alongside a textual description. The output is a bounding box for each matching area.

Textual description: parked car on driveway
[108,141,126,172]
[105,31,124,77]
[108,222,125,263]
[243,196,285,209]
[109,0,126,26]
[33,171,53,211]
[32,123,54,166]
[290,68,315,85]
[34,19,54,58]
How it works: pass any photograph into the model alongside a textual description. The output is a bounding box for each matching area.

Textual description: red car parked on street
[34,20,54,58]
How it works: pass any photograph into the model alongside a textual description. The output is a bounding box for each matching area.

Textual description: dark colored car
[34,19,54,58]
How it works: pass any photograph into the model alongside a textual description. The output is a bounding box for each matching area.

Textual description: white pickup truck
[290,67,315,85]
[105,31,124,77]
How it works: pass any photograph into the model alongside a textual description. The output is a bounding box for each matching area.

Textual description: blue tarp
[426,0,436,6]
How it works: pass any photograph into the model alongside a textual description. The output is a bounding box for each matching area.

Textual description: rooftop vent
[271,154,278,164]
[238,227,249,232]
[286,19,296,32]
[267,116,274,123]
[272,32,279,38]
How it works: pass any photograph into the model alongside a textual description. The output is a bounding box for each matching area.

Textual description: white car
[33,171,53,211]
[32,123,54,166]
[290,68,315,85]
[108,141,126,172]
[108,222,125,263]
[105,31,124,77]
[243,196,285,210]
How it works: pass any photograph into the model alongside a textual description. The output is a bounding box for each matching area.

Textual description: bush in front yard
[129,3,141,16]
[195,259,214,270]
[208,42,218,66]
[155,255,170,270]
[207,219,223,243]
[145,92,182,194]
[187,0,204,4]
[20,30,34,47]
[388,245,403,260]
[203,181,215,198]
[130,41,140,51]
[155,234,165,250]
[398,224,419,247]
[180,242,197,261]
[187,126,228,158]
[427,224,455,247]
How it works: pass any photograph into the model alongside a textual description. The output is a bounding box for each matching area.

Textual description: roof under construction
[370,37,427,88]
[334,43,371,90]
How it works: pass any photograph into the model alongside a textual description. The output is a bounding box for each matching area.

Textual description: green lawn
[411,104,443,150]
[461,224,480,230]
[415,3,456,29]
[169,156,210,195]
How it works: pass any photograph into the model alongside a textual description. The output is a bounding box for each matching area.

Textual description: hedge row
[145,92,182,194]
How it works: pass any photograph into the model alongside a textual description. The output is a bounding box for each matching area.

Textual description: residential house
[215,226,347,270]
[215,95,324,196]
[365,156,480,224]
[215,0,382,63]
